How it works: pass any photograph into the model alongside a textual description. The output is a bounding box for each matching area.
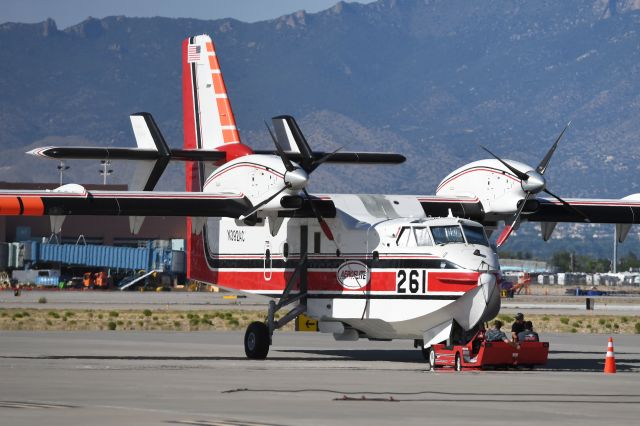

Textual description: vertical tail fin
[183,34,250,284]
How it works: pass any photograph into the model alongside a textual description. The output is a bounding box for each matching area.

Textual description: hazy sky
[1,0,376,28]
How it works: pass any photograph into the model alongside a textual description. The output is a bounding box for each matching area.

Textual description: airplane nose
[284,168,308,190]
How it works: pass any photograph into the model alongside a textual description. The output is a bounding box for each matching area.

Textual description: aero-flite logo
[336,261,370,290]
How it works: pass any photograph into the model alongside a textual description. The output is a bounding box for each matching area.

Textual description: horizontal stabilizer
[252,150,405,164]
[268,114,405,165]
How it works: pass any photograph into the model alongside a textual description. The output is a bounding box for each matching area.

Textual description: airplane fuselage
[195,194,501,341]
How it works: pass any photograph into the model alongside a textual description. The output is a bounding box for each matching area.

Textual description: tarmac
[3,290,640,316]
[1,330,639,425]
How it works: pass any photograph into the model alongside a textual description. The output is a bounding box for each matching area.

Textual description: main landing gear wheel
[455,353,462,371]
[244,322,270,359]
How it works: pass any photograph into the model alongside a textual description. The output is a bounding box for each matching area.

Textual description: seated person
[485,320,510,343]
[517,321,540,342]
[511,312,526,341]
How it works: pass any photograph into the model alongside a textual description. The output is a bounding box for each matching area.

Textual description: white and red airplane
[3,34,640,360]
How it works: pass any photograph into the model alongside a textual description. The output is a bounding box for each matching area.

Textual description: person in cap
[511,312,526,341]
[485,320,511,343]
[517,321,539,342]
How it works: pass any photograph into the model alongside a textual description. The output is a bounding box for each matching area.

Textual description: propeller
[243,121,341,244]
[482,122,589,247]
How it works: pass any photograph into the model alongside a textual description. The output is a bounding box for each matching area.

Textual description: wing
[525,197,640,224]
[0,188,251,218]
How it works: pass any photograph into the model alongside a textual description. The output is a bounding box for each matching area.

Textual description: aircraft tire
[244,321,270,359]
[455,353,462,371]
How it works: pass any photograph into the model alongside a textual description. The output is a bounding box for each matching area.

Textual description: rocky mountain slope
[1,0,640,257]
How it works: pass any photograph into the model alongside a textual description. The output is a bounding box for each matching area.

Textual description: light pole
[99,160,113,185]
[57,161,69,185]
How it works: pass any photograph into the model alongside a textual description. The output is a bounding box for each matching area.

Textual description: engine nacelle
[436,159,536,218]
[203,154,301,213]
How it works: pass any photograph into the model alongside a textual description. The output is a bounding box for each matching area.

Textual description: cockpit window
[462,225,489,246]
[396,226,433,247]
[414,227,433,246]
[396,227,414,247]
[431,225,465,245]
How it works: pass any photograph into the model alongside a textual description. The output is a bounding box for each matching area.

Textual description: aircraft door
[263,241,272,281]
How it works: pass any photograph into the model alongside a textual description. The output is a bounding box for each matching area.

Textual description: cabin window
[413,227,433,246]
[283,242,289,259]
[396,227,415,247]
[314,232,321,253]
[430,225,465,245]
[462,225,489,246]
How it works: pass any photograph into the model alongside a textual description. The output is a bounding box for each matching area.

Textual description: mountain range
[1,0,640,258]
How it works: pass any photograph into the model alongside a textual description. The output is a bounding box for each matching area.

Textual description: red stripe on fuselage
[214,269,479,293]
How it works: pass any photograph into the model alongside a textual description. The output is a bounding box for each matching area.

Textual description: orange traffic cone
[604,337,616,374]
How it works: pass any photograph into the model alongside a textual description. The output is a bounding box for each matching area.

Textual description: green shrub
[97,314,103,320]
[38,297,47,304]
[64,311,75,317]
[571,328,577,333]
[613,323,619,330]
[13,313,23,319]
[598,318,606,325]
[88,311,94,318]
[635,323,640,334]
[109,311,119,318]
[107,322,117,330]
[45,319,52,326]
[605,323,612,329]
[174,321,181,328]
[586,324,592,329]
[572,322,581,328]
[143,309,152,317]
[560,317,569,325]
[621,316,629,323]
[152,316,158,321]
[0,311,7,317]
[48,311,60,318]
[62,316,67,322]
[116,320,124,326]
[138,320,144,327]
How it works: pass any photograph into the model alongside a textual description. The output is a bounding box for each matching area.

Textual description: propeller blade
[303,188,335,241]
[496,194,531,247]
[543,188,591,223]
[240,186,289,220]
[479,145,529,181]
[264,121,295,172]
[536,121,571,175]
[310,146,343,172]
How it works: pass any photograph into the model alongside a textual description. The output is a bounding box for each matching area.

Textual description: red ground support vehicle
[428,330,549,371]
